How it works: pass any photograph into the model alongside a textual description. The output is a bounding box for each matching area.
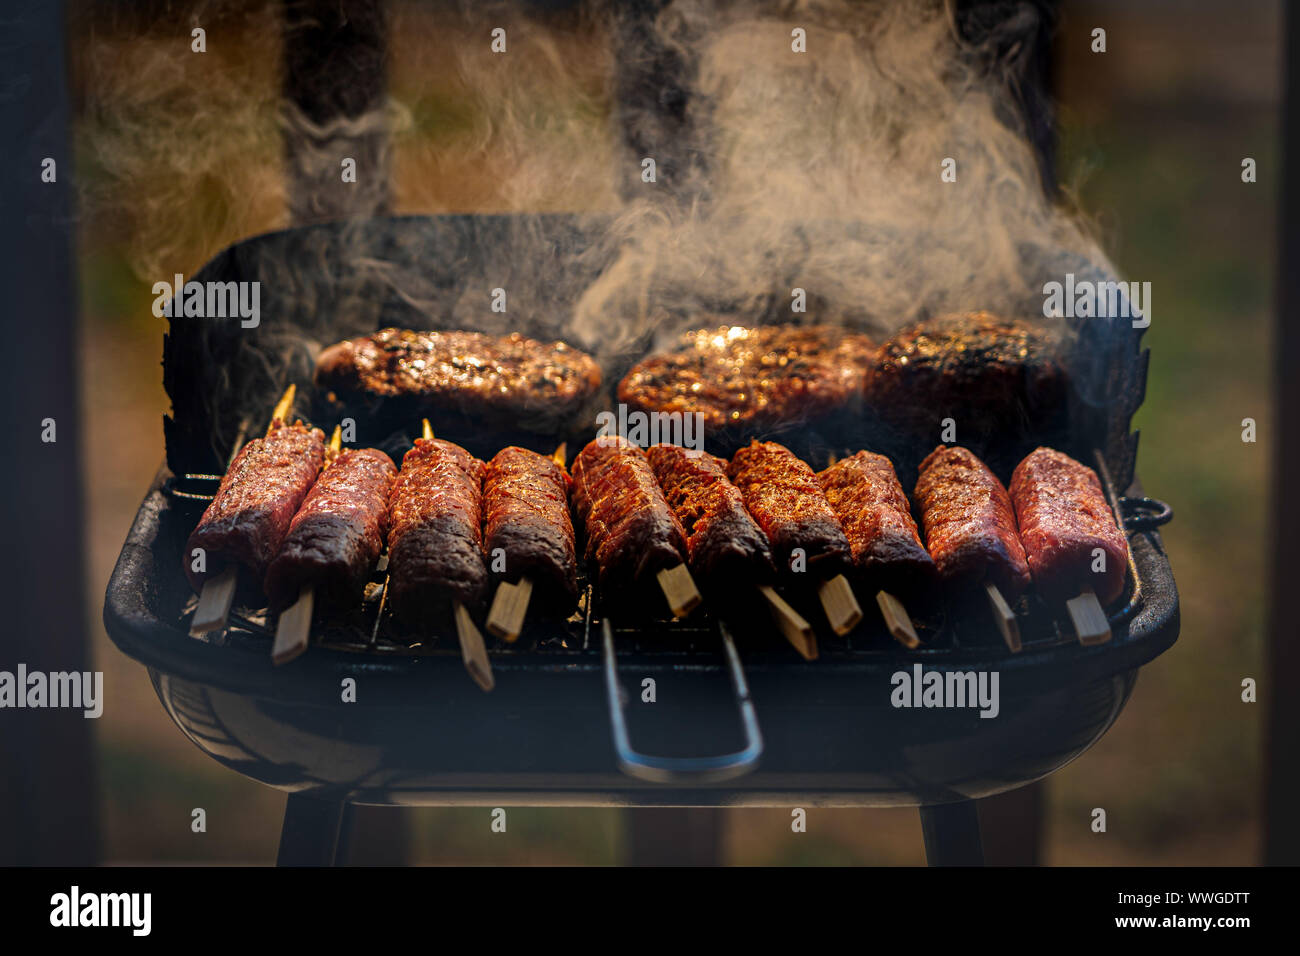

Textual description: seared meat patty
[868,312,1065,475]
[618,323,876,435]
[315,328,603,439]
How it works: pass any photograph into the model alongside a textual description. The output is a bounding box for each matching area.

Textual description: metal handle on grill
[1119,496,1173,531]
[601,618,764,785]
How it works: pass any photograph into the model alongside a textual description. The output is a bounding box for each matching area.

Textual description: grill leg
[277,794,348,866]
[919,801,985,866]
[624,808,725,865]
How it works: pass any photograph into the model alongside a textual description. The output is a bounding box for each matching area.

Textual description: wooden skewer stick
[984,582,1021,653]
[758,585,817,660]
[486,577,533,643]
[190,565,238,636]
[269,428,344,665]
[817,574,863,636]
[191,384,306,639]
[656,563,703,618]
[876,589,920,649]
[454,602,496,692]
[417,418,495,689]
[1066,586,1111,646]
[269,383,296,429]
[272,587,314,665]
[484,444,567,642]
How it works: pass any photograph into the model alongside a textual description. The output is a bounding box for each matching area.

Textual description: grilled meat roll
[482,446,578,611]
[315,327,603,437]
[264,447,396,612]
[387,437,489,621]
[868,312,1065,472]
[185,421,326,592]
[646,443,775,594]
[1010,447,1130,605]
[618,324,876,434]
[727,440,852,580]
[570,436,688,594]
[818,451,935,596]
[914,445,1031,598]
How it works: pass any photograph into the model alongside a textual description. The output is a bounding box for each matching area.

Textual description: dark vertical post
[919,802,986,866]
[281,0,390,224]
[277,794,347,866]
[978,786,1043,865]
[0,0,98,866]
[1265,0,1300,868]
[625,807,726,866]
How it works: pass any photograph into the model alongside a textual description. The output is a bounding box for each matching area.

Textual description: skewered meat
[387,437,488,621]
[185,422,326,592]
[818,451,935,596]
[315,327,603,435]
[914,445,1031,598]
[264,448,396,611]
[646,444,774,592]
[1010,447,1130,605]
[726,440,851,580]
[868,312,1065,470]
[482,446,578,610]
[618,323,876,433]
[570,436,688,594]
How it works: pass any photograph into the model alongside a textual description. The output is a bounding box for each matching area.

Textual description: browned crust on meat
[868,312,1064,444]
[482,446,578,609]
[818,451,934,595]
[570,436,688,594]
[315,327,603,430]
[914,444,1031,598]
[618,324,875,431]
[185,422,326,592]
[646,444,774,591]
[726,440,851,580]
[1010,446,1129,605]
[264,447,396,611]
[387,437,488,622]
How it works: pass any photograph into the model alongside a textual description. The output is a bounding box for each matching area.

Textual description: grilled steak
[646,444,774,595]
[264,447,396,612]
[868,312,1065,472]
[727,440,851,581]
[570,436,688,595]
[482,446,578,611]
[315,328,603,437]
[618,324,876,434]
[818,451,935,596]
[387,437,489,622]
[185,422,326,592]
[914,445,1031,598]
[1010,447,1130,605]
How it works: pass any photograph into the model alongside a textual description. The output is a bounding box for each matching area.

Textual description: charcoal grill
[103,1,1180,866]
[104,214,1178,866]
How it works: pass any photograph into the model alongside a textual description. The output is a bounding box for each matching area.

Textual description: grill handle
[601,618,764,785]
[1119,496,1174,531]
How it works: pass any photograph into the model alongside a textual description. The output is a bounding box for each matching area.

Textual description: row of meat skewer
[184,387,1131,691]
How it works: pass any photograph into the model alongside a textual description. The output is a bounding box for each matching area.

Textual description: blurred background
[41,0,1280,863]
